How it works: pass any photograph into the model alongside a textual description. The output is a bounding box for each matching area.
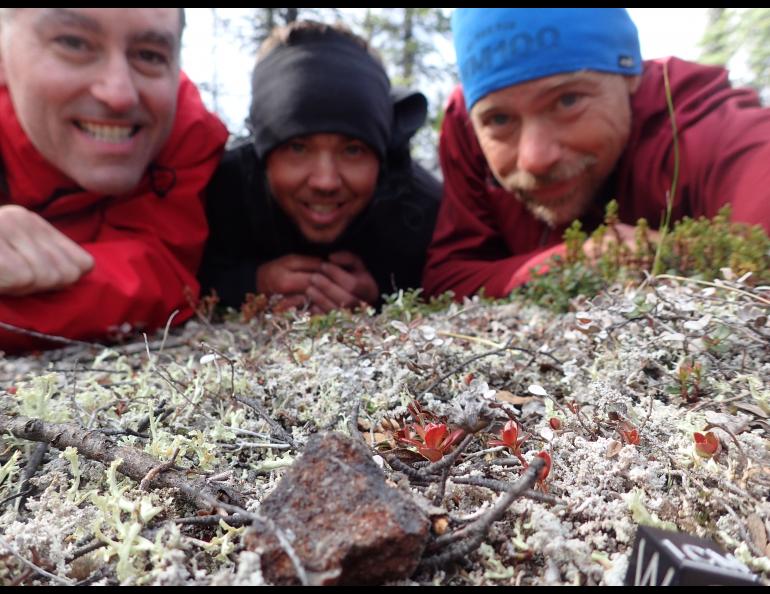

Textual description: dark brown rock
[247,432,430,585]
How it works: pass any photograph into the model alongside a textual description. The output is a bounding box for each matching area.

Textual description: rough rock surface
[248,432,430,585]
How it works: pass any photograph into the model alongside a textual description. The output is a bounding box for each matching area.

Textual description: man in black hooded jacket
[199,21,441,313]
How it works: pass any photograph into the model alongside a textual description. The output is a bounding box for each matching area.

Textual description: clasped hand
[256,251,378,314]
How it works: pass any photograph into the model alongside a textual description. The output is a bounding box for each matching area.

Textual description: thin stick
[348,396,370,452]
[638,394,655,434]
[716,498,766,558]
[704,422,749,465]
[418,458,544,570]
[139,447,180,491]
[174,514,250,527]
[420,337,516,398]
[452,475,559,505]
[655,274,770,306]
[234,394,297,448]
[0,321,101,349]
[0,535,74,585]
[65,540,108,564]
[0,488,33,509]
[16,442,48,511]
[437,331,564,366]
[159,309,180,354]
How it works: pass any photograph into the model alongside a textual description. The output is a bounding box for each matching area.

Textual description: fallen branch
[0,414,246,510]
[452,475,559,505]
[418,457,544,571]
[65,540,108,564]
[0,321,102,350]
[174,514,250,527]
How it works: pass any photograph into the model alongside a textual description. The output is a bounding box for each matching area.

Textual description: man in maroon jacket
[0,8,228,353]
[424,8,770,300]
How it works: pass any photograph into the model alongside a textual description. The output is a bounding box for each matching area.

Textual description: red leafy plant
[617,420,641,445]
[489,420,531,467]
[395,401,465,462]
[534,450,552,492]
[693,431,721,458]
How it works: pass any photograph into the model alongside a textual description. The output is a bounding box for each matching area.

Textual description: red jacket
[0,73,228,354]
[424,58,770,299]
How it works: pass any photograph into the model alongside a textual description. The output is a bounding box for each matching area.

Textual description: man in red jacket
[0,8,228,353]
[424,8,770,300]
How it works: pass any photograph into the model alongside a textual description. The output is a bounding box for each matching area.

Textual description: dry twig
[0,414,246,510]
[418,457,545,570]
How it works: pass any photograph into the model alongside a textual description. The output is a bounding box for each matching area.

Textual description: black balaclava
[249,29,392,161]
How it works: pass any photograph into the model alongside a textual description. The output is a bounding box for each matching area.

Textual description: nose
[90,55,140,113]
[308,152,342,193]
[516,118,562,176]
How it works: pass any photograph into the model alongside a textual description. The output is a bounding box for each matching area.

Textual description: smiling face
[470,71,640,227]
[0,8,181,195]
[266,133,380,244]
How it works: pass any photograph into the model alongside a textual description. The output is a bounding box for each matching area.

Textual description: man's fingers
[306,283,343,313]
[308,273,358,310]
[326,251,362,271]
[51,234,94,273]
[257,255,324,295]
[0,241,35,295]
[319,262,358,294]
[0,206,93,293]
[278,271,318,295]
[11,233,89,291]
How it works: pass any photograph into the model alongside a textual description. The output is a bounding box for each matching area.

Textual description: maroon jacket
[0,73,228,354]
[424,57,770,299]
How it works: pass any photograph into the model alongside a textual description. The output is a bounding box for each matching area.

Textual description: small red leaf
[694,431,721,458]
[535,450,551,481]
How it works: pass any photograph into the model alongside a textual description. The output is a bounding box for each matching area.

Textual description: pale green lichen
[0,450,20,499]
[90,459,163,584]
[59,447,81,497]
[624,488,678,532]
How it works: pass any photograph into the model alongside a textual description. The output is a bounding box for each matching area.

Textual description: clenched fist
[0,205,94,296]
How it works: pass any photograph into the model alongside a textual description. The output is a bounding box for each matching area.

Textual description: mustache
[498,155,598,192]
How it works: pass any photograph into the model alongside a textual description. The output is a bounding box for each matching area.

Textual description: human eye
[557,92,584,110]
[53,34,92,54]
[285,141,307,154]
[478,111,519,140]
[488,113,511,128]
[130,46,172,74]
[137,48,169,66]
[343,141,369,157]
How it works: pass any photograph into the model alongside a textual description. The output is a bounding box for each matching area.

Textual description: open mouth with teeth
[304,202,344,214]
[75,121,140,143]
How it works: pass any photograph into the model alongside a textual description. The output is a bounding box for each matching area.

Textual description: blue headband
[452,8,642,110]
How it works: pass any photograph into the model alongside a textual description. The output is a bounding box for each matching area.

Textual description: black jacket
[199,141,442,308]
